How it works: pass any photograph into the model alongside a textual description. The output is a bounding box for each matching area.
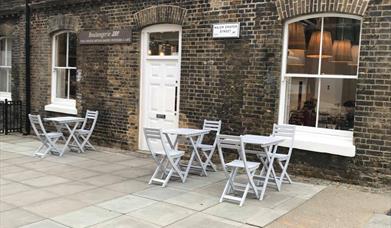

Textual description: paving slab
[1,189,59,207]
[21,175,70,187]
[166,212,251,228]
[52,206,120,227]
[66,187,125,204]
[267,186,391,228]
[42,181,96,196]
[20,219,69,228]
[128,202,195,226]
[90,215,160,228]
[366,214,391,228]
[0,182,33,196]
[22,197,89,218]
[79,174,126,186]
[0,208,44,228]
[0,201,16,212]
[165,191,219,211]
[103,179,152,193]
[97,195,157,213]
[134,186,187,201]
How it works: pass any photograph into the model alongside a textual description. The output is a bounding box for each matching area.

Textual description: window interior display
[283,16,361,131]
[0,37,11,94]
[148,31,179,56]
[53,32,77,100]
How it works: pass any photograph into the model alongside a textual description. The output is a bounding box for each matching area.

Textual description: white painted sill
[0,92,12,101]
[278,126,356,157]
[44,103,77,115]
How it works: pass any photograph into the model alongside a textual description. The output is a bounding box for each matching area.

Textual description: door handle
[174,85,178,114]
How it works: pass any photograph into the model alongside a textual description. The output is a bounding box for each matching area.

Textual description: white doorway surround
[139,24,182,150]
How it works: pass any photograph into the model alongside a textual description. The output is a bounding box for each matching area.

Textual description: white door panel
[140,59,180,150]
[139,24,181,151]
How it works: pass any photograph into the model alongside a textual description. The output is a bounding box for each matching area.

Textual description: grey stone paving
[0,134,325,228]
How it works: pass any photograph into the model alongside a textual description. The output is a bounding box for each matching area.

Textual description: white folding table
[44,116,85,156]
[162,128,210,181]
[241,134,285,200]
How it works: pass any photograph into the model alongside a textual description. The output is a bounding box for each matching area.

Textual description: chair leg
[277,159,292,189]
[202,149,217,172]
[162,157,182,187]
[149,157,166,185]
[220,167,237,203]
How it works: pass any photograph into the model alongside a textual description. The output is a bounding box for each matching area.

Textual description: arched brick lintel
[48,14,79,34]
[133,5,187,29]
[275,0,370,21]
[0,21,16,36]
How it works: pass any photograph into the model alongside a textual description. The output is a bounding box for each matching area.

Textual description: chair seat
[45,132,63,138]
[75,129,90,135]
[196,143,214,151]
[226,160,260,169]
[155,149,184,158]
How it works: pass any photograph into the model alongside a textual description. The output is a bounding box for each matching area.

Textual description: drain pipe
[24,0,31,135]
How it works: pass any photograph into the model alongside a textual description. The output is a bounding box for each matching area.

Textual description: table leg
[259,144,278,200]
[63,122,84,155]
[188,136,208,177]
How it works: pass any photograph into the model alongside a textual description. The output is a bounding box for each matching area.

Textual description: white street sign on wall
[212,23,240,38]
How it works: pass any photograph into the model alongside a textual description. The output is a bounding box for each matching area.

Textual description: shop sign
[79,28,132,44]
[212,23,240,38]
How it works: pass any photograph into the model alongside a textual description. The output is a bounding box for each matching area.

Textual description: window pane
[55,68,67,98]
[55,33,67,67]
[321,18,361,75]
[0,68,8,92]
[6,38,11,66]
[68,33,77,67]
[148,32,179,56]
[318,79,356,131]
[286,77,318,127]
[286,18,322,74]
[69,69,77,99]
[0,39,5,66]
[55,68,77,99]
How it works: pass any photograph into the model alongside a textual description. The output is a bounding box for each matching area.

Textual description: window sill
[278,126,356,157]
[44,103,77,115]
[0,92,11,101]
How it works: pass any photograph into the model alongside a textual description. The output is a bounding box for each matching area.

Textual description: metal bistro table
[44,116,85,156]
[162,128,210,182]
[241,134,285,200]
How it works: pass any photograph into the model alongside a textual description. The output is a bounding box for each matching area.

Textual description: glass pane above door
[148,31,179,56]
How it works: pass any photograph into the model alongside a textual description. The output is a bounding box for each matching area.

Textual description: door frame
[138,24,182,150]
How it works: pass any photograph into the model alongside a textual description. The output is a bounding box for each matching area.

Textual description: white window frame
[278,13,363,157]
[0,37,12,101]
[45,31,77,114]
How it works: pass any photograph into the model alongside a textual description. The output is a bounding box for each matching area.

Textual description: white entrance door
[139,24,181,150]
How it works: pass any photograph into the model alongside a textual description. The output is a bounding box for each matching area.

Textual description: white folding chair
[217,134,260,206]
[196,120,222,172]
[270,124,296,190]
[74,110,98,151]
[144,128,185,187]
[29,114,63,158]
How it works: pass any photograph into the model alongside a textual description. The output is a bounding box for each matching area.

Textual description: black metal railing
[0,99,23,134]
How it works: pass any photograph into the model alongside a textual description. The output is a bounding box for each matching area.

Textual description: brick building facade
[0,0,390,187]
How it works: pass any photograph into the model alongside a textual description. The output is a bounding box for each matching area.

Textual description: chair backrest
[239,135,253,172]
[80,110,99,132]
[144,128,171,159]
[216,134,241,173]
[28,114,47,139]
[272,124,296,155]
[198,119,222,146]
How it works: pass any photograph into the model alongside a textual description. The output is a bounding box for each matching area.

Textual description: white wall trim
[44,103,77,115]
